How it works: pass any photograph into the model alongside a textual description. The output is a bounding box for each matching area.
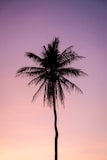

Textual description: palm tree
[16,37,87,160]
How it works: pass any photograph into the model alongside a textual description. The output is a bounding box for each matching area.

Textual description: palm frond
[32,80,46,101]
[43,83,47,104]
[60,76,83,93]
[26,52,42,63]
[58,47,84,67]
[61,45,73,54]
[41,81,51,106]
[28,77,42,86]
[28,73,46,86]
[57,80,65,104]
[16,67,36,76]
[52,37,59,50]
[59,67,88,77]
[16,67,45,77]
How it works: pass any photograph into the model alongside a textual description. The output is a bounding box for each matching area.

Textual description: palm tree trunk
[53,86,58,160]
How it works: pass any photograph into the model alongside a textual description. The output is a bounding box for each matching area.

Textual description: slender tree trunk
[53,86,58,160]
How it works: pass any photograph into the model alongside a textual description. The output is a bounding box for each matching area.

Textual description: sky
[0,0,107,160]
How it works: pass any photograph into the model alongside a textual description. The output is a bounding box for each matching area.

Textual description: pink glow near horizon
[0,0,107,160]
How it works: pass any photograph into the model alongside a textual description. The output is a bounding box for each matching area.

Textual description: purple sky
[0,0,107,160]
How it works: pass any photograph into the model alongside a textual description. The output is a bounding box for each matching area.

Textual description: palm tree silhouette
[16,37,87,160]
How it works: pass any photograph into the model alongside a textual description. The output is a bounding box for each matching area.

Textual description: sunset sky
[0,0,107,160]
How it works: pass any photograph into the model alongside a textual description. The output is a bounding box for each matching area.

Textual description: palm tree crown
[16,37,87,106]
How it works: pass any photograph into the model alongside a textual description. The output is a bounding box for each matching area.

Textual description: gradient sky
[0,0,107,160]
